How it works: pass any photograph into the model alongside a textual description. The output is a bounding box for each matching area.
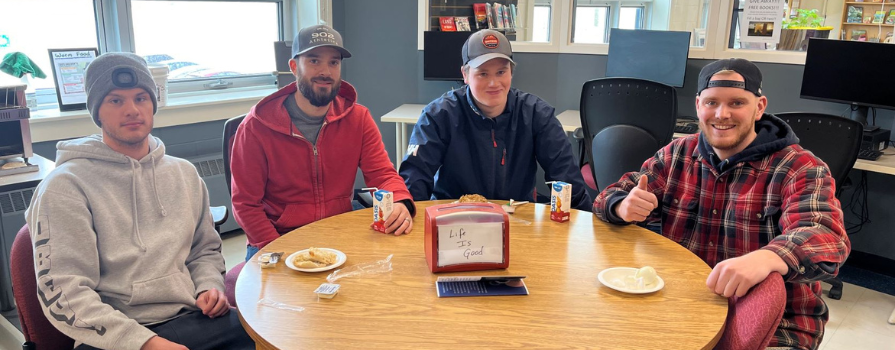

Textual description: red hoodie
[231,81,413,248]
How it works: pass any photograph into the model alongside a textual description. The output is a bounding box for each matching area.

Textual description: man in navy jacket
[399,30,591,210]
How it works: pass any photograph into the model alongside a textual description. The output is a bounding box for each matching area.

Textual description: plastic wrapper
[326,254,394,284]
[257,298,305,312]
[258,252,283,268]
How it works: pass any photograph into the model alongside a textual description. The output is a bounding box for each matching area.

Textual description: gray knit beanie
[85,52,158,127]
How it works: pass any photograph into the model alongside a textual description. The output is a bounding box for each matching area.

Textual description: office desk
[558,110,895,176]
[235,201,728,349]
[555,110,692,141]
[854,153,895,176]
[0,154,55,311]
[381,104,426,169]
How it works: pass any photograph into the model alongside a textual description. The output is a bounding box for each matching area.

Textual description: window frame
[97,0,288,94]
[417,0,810,64]
[27,0,329,111]
[570,4,612,44]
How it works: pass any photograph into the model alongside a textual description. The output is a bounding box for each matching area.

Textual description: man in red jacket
[231,25,415,260]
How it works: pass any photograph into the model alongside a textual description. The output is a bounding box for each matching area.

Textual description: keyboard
[857,149,883,161]
[674,118,699,134]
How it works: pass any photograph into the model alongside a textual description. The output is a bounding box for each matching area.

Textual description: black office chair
[222,114,247,194]
[221,114,247,306]
[578,78,677,192]
[777,112,863,300]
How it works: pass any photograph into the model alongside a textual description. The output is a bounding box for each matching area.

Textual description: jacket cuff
[602,192,631,225]
[116,322,157,350]
[761,239,805,281]
[399,199,416,217]
[194,279,226,297]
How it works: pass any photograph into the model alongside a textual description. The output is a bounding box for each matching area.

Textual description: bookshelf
[427,0,518,39]
[842,1,895,41]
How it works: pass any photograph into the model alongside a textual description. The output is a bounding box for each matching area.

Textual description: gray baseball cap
[461,29,515,68]
[292,24,352,59]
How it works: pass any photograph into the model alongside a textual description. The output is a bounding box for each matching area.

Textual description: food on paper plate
[458,194,487,203]
[292,247,338,268]
[634,266,659,286]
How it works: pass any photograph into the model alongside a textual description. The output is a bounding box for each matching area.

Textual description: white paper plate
[285,248,347,272]
[597,267,664,294]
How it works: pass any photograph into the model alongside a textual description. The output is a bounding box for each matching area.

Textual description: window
[619,6,645,29]
[571,1,651,44]
[419,0,841,64]
[1,0,328,111]
[532,4,553,42]
[0,0,98,102]
[131,1,280,92]
[573,5,610,43]
[728,0,845,52]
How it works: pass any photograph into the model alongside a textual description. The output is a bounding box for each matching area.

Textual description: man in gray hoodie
[25,53,253,350]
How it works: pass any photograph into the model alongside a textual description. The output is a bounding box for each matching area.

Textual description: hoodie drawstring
[150,154,168,217]
[130,159,148,251]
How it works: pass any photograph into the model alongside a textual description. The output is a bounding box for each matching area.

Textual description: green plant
[782,9,825,29]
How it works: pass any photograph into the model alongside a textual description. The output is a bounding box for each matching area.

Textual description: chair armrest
[211,206,229,226]
[354,190,374,208]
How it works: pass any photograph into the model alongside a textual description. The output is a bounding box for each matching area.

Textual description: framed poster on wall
[48,48,98,111]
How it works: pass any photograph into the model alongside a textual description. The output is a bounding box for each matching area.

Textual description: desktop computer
[862,128,891,151]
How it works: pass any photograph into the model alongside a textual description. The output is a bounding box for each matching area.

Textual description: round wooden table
[236,201,727,349]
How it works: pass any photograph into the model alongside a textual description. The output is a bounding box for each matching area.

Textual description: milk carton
[368,188,393,233]
[549,181,571,222]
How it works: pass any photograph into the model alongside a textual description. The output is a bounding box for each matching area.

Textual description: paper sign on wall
[437,223,504,267]
[740,0,785,44]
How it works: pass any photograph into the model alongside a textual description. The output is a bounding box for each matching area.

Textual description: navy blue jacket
[399,87,592,211]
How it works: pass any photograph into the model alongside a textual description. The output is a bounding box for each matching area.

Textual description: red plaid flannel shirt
[594,134,850,350]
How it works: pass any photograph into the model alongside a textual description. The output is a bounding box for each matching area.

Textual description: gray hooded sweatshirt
[25,135,226,350]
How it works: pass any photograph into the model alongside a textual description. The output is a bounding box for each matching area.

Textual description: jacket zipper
[293,120,327,220]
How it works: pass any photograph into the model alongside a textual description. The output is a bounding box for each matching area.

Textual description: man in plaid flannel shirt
[593,58,850,350]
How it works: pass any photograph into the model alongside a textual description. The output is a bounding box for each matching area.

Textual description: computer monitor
[274,41,296,88]
[424,31,474,81]
[606,29,691,88]
[801,38,895,125]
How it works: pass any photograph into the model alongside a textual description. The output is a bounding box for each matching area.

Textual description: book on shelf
[509,4,518,29]
[873,10,886,24]
[454,17,472,31]
[439,17,457,32]
[885,9,895,25]
[502,5,511,29]
[493,3,504,29]
[486,3,495,29]
[848,6,864,23]
[864,16,873,24]
[474,3,488,30]
[852,29,868,41]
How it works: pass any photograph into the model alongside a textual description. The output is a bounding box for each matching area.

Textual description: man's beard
[299,76,341,107]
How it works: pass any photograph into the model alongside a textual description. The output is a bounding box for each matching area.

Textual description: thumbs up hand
[615,174,659,223]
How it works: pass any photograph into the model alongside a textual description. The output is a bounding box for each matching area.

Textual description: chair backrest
[715,272,786,350]
[776,112,863,189]
[579,78,677,191]
[10,225,75,350]
[222,114,247,195]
